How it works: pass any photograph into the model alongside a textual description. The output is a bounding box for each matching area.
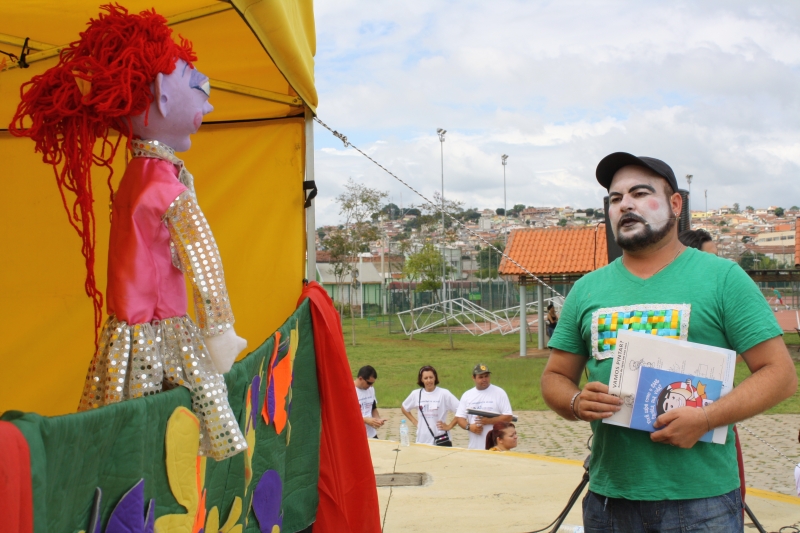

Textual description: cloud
[311,0,800,225]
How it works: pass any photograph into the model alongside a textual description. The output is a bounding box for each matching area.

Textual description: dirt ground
[376,408,800,496]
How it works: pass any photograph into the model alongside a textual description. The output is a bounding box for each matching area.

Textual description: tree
[333,179,387,346]
[558,218,567,227]
[459,208,481,223]
[732,203,740,214]
[422,192,464,230]
[791,206,799,211]
[739,252,777,270]
[404,242,455,348]
[513,204,526,212]
[325,229,353,311]
[496,208,505,216]
[376,202,401,220]
[476,241,504,279]
[774,207,785,217]
[585,208,595,217]
[745,206,754,212]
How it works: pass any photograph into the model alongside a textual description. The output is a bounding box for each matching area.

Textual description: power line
[313,117,564,298]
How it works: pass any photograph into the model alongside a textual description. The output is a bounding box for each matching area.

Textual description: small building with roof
[498,226,609,351]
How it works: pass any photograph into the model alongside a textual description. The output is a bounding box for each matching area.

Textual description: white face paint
[608,166,678,252]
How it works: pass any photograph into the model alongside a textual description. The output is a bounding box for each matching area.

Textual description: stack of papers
[603,330,736,444]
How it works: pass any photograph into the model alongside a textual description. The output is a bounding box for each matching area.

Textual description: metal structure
[396,296,563,337]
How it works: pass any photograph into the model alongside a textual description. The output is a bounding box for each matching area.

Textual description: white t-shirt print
[356,385,378,438]
[401,387,460,445]
[456,384,513,450]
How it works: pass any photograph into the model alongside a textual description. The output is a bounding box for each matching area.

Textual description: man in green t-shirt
[542,152,797,532]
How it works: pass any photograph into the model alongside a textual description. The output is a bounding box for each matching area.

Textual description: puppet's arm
[166,190,247,372]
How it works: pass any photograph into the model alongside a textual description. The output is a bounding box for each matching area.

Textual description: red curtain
[0,421,33,533]
[298,282,381,533]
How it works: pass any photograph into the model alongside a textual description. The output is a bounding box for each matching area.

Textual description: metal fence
[385,281,571,334]
[320,280,572,333]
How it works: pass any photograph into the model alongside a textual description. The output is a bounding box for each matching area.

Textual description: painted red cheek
[647,199,660,211]
[193,112,203,130]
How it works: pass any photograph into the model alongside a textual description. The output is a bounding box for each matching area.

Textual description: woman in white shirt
[400,365,460,446]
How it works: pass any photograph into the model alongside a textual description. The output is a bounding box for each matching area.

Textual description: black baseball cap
[595,152,679,193]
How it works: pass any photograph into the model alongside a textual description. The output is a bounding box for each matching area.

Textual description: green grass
[343,317,800,414]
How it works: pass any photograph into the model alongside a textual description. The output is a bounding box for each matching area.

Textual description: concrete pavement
[370,439,800,533]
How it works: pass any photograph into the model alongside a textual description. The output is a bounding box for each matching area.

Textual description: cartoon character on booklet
[656,379,712,416]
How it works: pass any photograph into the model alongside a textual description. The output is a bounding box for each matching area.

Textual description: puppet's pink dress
[79,139,245,460]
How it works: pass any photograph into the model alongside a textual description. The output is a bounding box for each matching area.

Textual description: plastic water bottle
[399,419,410,446]
[556,526,584,533]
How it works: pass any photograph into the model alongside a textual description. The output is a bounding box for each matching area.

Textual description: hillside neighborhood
[315,204,800,290]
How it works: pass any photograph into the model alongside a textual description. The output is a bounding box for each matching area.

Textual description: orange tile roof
[499,226,609,276]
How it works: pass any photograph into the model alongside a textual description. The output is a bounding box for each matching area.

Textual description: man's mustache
[618,213,648,229]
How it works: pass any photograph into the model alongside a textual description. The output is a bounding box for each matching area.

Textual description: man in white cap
[541,152,796,532]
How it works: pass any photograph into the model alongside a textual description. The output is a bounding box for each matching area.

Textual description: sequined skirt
[79,315,246,460]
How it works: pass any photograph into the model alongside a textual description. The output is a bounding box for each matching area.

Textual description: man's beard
[614,213,676,252]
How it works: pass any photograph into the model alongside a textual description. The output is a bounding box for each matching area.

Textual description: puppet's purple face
[159,59,213,151]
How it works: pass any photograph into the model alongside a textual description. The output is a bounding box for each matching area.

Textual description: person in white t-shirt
[455,363,514,449]
[354,365,385,438]
[400,365,460,446]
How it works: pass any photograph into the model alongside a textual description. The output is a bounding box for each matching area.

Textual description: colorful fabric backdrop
[2,301,320,533]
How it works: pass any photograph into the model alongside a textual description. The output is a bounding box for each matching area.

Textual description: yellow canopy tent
[0,0,318,416]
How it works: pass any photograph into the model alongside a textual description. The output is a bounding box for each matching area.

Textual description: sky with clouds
[311,0,800,226]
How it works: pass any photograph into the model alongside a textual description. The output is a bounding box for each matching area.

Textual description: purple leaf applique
[105,479,145,533]
[252,470,283,533]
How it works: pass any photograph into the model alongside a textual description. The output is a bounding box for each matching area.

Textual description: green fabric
[2,301,320,533]
[549,247,783,501]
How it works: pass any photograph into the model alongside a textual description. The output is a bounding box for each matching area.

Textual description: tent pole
[538,283,545,350]
[305,106,317,283]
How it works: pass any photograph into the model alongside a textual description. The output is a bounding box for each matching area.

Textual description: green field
[343,318,800,414]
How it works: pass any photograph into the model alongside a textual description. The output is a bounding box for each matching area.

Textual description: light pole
[437,128,447,302]
[704,189,708,215]
[502,155,509,243]
[502,154,509,308]
[437,128,454,349]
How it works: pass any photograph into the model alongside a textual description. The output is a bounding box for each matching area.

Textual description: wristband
[701,406,711,432]
[570,391,583,421]
[465,423,470,431]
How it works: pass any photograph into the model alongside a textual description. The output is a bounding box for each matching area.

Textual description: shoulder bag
[419,389,453,447]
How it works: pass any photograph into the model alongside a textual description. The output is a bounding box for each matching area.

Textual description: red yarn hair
[9,4,196,347]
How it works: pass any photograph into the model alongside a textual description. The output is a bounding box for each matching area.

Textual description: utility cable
[314,117,565,299]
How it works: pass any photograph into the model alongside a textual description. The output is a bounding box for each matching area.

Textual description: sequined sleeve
[166,191,235,337]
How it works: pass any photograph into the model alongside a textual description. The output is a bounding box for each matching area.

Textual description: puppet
[10,5,247,460]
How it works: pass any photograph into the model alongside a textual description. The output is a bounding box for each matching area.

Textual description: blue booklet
[630,367,723,443]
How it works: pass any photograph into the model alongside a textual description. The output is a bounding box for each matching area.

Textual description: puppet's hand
[205,328,247,374]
